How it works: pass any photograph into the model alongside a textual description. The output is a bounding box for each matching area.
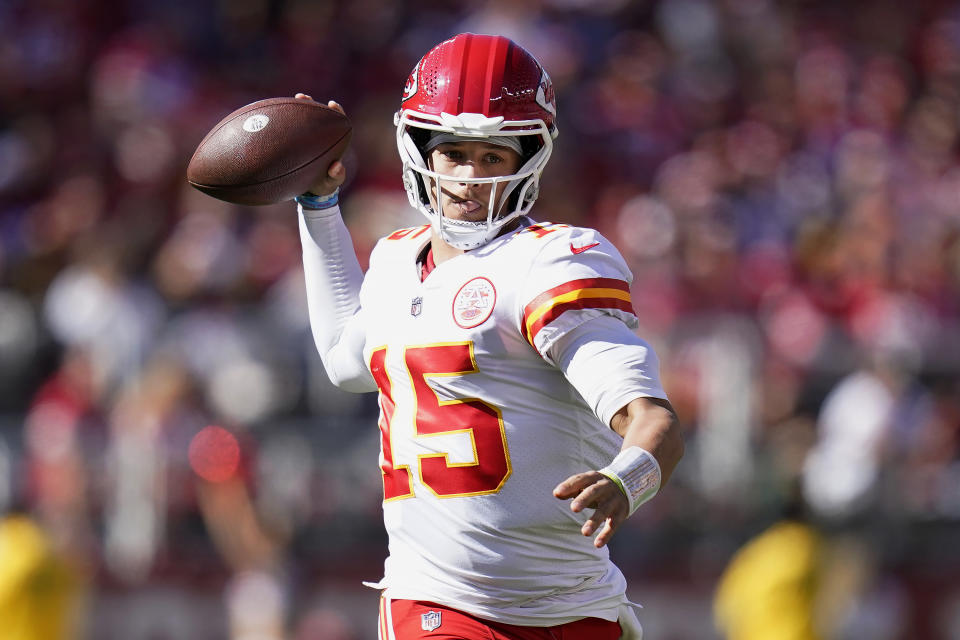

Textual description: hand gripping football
[187,97,352,206]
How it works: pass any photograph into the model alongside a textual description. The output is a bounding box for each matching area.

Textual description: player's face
[426,141,523,222]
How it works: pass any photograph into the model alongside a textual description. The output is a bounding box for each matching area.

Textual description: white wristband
[599,446,661,516]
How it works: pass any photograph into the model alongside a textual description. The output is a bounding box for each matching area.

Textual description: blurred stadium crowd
[2,0,960,638]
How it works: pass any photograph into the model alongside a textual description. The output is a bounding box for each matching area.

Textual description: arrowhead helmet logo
[535,69,557,118]
[402,58,421,102]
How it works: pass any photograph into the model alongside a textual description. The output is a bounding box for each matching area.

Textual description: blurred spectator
[714,492,824,640]
[0,509,85,640]
[802,360,898,519]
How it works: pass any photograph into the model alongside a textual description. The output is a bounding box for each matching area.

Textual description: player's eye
[440,149,463,161]
[484,153,504,164]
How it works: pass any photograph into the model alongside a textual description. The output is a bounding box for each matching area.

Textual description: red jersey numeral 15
[369,343,512,501]
[370,347,413,500]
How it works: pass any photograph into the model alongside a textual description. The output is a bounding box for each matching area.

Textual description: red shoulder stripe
[523,278,629,318]
[522,278,634,347]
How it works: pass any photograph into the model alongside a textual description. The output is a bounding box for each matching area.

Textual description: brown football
[186,97,352,206]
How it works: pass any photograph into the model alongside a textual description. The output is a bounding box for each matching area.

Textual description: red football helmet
[395,33,558,249]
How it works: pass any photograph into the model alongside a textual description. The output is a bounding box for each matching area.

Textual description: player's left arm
[553,395,682,548]
[521,228,683,547]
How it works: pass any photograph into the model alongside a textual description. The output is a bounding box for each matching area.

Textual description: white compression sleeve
[298,203,376,392]
[548,315,667,427]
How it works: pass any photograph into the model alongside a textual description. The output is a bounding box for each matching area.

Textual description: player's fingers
[552,472,599,500]
[328,159,345,180]
[327,100,345,115]
[580,493,625,539]
[596,492,630,547]
[580,506,606,536]
[308,160,346,196]
[581,511,610,539]
[295,92,313,101]
[569,474,621,512]
[593,516,620,548]
[570,482,608,513]
[582,488,622,522]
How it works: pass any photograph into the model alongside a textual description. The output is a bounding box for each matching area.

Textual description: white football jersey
[357,219,664,626]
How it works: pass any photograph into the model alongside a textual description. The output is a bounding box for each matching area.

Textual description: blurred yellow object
[714,520,823,640]
[0,514,80,640]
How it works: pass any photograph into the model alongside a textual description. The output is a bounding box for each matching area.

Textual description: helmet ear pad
[503,135,545,210]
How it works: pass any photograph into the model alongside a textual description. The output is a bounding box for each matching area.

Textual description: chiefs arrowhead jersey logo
[452,277,496,328]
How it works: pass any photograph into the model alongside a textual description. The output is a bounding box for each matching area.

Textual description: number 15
[369,342,512,501]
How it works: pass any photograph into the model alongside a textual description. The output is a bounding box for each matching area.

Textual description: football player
[296,33,683,640]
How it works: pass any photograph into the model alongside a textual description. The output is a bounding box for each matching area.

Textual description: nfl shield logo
[420,610,442,631]
[410,296,423,317]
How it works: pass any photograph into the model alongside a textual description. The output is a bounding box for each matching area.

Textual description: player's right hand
[295,93,348,197]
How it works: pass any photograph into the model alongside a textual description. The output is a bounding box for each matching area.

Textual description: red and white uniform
[299,206,666,629]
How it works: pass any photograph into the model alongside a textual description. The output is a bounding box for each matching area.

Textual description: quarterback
[296,33,683,640]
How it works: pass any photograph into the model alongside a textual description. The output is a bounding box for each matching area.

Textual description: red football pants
[379,598,622,640]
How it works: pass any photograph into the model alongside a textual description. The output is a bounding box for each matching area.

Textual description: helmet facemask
[396,110,554,250]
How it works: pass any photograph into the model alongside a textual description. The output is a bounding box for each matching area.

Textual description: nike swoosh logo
[570,242,600,254]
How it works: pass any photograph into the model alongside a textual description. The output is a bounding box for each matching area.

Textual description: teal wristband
[296,188,340,210]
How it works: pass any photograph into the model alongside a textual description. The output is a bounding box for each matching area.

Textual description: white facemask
[395,110,554,250]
